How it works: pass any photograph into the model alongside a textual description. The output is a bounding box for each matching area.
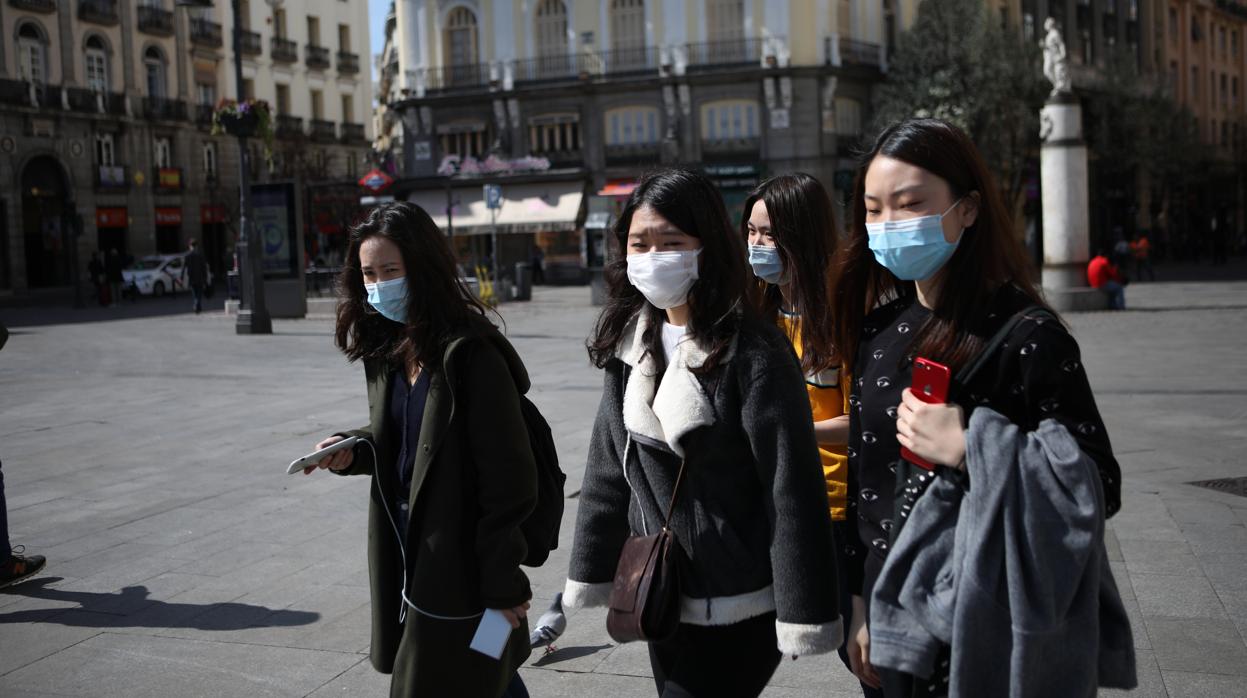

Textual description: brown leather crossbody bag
[605,457,687,644]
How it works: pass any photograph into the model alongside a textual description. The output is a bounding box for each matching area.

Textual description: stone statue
[1042,18,1071,96]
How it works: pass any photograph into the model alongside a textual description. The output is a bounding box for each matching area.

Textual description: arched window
[535,0,569,76]
[444,7,479,72]
[85,36,110,93]
[706,0,743,42]
[605,106,659,145]
[16,22,47,86]
[609,0,647,70]
[144,46,167,99]
[699,99,758,141]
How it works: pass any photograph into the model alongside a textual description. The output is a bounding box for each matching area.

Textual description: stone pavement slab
[2,277,1247,696]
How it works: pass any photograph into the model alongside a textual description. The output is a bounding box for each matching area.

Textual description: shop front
[155,206,183,253]
[95,207,128,255]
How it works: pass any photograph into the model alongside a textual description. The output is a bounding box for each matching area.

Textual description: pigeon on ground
[528,592,567,654]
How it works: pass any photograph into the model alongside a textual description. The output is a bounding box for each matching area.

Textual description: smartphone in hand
[900,358,951,471]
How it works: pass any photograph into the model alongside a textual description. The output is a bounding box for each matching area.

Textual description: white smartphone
[287,436,359,475]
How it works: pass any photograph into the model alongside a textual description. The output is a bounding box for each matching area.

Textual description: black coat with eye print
[843,285,1122,599]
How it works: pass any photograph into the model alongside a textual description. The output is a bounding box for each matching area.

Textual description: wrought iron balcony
[143,96,187,121]
[340,122,366,143]
[0,78,30,104]
[65,87,111,113]
[602,46,660,75]
[78,0,119,25]
[605,142,661,166]
[700,136,761,156]
[306,45,330,70]
[337,52,360,74]
[513,53,601,83]
[275,114,304,138]
[137,6,175,37]
[9,0,56,13]
[840,38,882,68]
[190,18,223,49]
[427,63,491,90]
[686,38,763,69]
[236,29,262,56]
[271,37,298,63]
[309,119,336,142]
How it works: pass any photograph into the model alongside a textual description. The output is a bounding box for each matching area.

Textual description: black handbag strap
[661,460,687,532]
[954,304,1055,392]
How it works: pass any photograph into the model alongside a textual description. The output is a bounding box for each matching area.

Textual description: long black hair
[586,167,750,374]
[832,118,1051,374]
[742,173,840,374]
[335,202,491,368]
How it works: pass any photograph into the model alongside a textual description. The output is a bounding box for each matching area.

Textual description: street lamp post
[179,0,270,334]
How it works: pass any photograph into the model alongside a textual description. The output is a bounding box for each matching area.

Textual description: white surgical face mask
[626,249,702,310]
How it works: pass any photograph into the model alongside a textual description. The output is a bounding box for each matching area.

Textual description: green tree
[872,0,1047,215]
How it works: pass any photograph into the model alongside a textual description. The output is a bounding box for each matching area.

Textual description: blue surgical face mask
[865,198,965,281]
[747,244,785,285]
[365,277,408,323]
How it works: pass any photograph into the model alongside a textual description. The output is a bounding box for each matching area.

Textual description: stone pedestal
[1040,93,1107,312]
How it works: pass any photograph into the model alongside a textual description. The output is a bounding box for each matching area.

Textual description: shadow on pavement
[531,644,614,667]
[0,577,320,630]
[0,291,227,328]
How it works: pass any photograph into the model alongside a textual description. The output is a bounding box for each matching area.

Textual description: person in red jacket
[1087,250,1126,310]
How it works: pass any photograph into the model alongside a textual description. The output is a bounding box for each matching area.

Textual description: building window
[536,0,569,59]
[307,16,321,46]
[154,137,172,168]
[341,94,354,123]
[144,46,167,99]
[1191,66,1199,101]
[1234,77,1239,109]
[1222,74,1229,109]
[444,7,479,70]
[347,152,358,178]
[700,99,759,141]
[274,8,287,38]
[707,0,744,42]
[95,133,116,166]
[203,142,218,179]
[16,23,46,87]
[310,89,324,120]
[1023,12,1035,41]
[1221,27,1228,57]
[610,0,646,52]
[1169,61,1179,93]
[1211,70,1216,110]
[85,37,109,93]
[1222,121,1229,147]
[275,84,291,114]
[1233,30,1239,59]
[605,106,660,145]
[528,113,581,154]
[242,78,255,100]
[438,122,490,159]
[196,82,216,108]
[338,23,351,52]
[834,97,862,136]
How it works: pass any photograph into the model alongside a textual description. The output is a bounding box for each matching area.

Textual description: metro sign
[359,168,395,194]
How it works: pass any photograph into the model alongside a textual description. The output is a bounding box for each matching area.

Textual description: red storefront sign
[155,207,183,226]
[96,207,127,228]
[358,168,394,194]
[200,204,227,224]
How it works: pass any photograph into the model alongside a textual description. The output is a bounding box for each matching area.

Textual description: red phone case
[900,358,952,471]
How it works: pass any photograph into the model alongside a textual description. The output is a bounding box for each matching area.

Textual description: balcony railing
[605,142,661,166]
[78,0,119,25]
[137,6,174,36]
[602,46,660,75]
[840,38,882,68]
[427,63,491,90]
[190,18,223,49]
[275,114,303,138]
[271,37,298,63]
[337,51,360,74]
[0,78,30,104]
[65,87,114,113]
[9,0,56,13]
[95,164,129,191]
[306,45,330,70]
[513,53,601,83]
[236,29,262,56]
[340,122,366,143]
[195,103,214,128]
[700,136,761,156]
[143,96,187,121]
[309,119,336,142]
[686,38,763,69]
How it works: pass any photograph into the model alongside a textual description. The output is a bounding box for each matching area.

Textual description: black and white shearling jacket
[564,312,844,655]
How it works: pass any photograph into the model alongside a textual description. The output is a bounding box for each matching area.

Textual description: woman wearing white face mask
[832,120,1126,697]
[565,168,844,697]
[306,203,538,698]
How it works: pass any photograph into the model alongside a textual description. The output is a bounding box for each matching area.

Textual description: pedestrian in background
[1088,249,1127,310]
[1129,232,1155,282]
[0,321,47,591]
[105,249,124,307]
[88,251,106,306]
[831,119,1130,696]
[306,203,537,697]
[185,239,209,314]
[566,168,843,697]
[742,173,880,698]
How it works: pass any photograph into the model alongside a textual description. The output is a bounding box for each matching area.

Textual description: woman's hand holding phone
[896,389,967,470]
[304,435,355,475]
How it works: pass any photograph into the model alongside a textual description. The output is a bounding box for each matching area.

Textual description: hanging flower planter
[211,98,275,162]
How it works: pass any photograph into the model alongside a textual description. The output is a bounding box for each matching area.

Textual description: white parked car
[121,254,214,298]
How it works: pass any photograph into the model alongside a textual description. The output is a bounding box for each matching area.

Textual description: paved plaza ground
[1,267,1246,697]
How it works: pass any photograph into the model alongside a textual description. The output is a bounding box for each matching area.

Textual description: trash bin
[513,262,532,302]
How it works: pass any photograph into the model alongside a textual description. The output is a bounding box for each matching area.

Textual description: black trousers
[648,612,782,697]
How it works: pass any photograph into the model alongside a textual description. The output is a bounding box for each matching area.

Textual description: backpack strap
[953,304,1055,394]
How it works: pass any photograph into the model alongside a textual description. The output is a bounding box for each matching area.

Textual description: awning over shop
[408,181,585,236]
